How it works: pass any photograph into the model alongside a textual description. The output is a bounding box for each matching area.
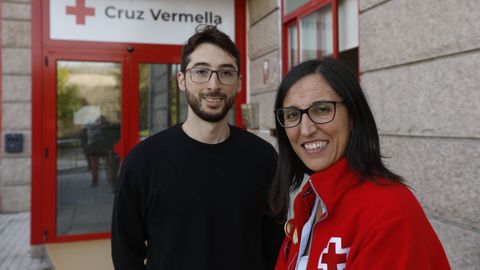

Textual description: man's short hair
[181,25,240,73]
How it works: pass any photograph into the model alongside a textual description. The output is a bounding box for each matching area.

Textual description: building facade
[1,0,32,212]
[0,0,478,268]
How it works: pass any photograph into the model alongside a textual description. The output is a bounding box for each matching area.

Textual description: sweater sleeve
[262,213,285,269]
[262,148,284,269]
[111,158,148,270]
[348,216,451,270]
[274,237,291,270]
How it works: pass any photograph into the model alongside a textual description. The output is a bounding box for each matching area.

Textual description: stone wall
[1,0,32,212]
[246,0,281,145]
[359,0,480,268]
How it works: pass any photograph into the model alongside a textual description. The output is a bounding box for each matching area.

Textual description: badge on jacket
[318,237,350,270]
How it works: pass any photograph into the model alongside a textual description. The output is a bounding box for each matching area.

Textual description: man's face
[177,43,241,123]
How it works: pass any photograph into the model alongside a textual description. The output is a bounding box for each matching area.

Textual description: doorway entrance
[39,48,184,242]
[32,0,246,245]
[55,60,122,236]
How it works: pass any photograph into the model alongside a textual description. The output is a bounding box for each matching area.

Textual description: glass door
[43,51,132,242]
[55,60,122,236]
[43,50,184,242]
[138,63,185,140]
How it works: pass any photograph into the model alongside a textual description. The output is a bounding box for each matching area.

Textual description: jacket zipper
[288,179,328,270]
[287,253,298,270]
[308,178,329,224]
[303,179,329,268]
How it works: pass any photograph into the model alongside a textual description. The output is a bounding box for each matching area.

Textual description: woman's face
[283,74,351,172]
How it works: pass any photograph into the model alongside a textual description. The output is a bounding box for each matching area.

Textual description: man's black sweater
[111,125,284,269]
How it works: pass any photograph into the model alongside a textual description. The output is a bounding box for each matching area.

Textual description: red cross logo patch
[66,0,95,25]
[317,237,350,270]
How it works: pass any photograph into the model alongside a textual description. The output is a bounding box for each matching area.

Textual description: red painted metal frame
[332,0,339,58]
[31,0,44,245]
[130,48,182,144]
[283,19,299,69]
[283,0,322,23]
[32,0,247,244]
[44,51,130,243]
[234,0,247,129]
[281,0,338,75]
[282,1,299,70]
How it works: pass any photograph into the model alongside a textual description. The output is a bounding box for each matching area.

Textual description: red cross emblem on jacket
[318,237,350,270]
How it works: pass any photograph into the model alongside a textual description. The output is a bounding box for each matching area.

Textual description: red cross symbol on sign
[318,237,350,270]
[66,0,95,25]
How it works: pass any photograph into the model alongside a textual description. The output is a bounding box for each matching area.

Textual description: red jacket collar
[292,158,359,229]
[309,158,360,213]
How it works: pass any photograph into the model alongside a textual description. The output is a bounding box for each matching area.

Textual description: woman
[270,58,450,270]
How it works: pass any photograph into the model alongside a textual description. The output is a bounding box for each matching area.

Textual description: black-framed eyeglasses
[275,100,344,128]
[186,67,239,86]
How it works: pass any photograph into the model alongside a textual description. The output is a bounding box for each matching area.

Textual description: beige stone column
[1,0,32,212]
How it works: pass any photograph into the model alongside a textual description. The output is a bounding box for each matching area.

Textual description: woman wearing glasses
[270,58,450,270]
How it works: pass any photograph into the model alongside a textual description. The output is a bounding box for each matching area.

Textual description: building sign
[50,0,235,44]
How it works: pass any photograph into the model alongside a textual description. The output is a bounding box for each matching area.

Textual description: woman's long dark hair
[269,58,404,221]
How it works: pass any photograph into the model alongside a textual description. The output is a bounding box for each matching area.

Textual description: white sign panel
[50,0,235,45]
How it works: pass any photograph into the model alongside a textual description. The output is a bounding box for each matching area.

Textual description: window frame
[282,0,340,74]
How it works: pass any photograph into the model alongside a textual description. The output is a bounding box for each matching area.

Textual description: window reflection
[139,64,185,140]
[289,24,299,69]
[56,61,121,236]
[300,4,333,61]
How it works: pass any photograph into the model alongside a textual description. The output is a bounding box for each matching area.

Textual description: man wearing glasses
[111,25,283,270]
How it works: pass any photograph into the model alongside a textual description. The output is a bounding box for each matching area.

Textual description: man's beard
[185,88,237,123]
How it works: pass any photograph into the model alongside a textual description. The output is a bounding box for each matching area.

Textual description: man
[111,25,283,269]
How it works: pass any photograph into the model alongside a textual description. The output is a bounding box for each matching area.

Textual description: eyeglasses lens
[277,102,336,128]
[190,68,238,85]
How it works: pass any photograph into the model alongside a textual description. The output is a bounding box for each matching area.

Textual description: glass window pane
[284,0,309,15]
[139,63,183,140]
[56,61,121,236]
[288,24,299,69]
[300,4,333,61]
[339,0,358,52]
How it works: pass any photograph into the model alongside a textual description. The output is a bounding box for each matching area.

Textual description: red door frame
[43,51,131,243]
[130,48,183,144]
[32,0,246,244]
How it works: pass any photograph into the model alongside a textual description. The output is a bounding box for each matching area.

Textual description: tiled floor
[56,166,115,236]
[0,159,117,270]
[0,212,51,270]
